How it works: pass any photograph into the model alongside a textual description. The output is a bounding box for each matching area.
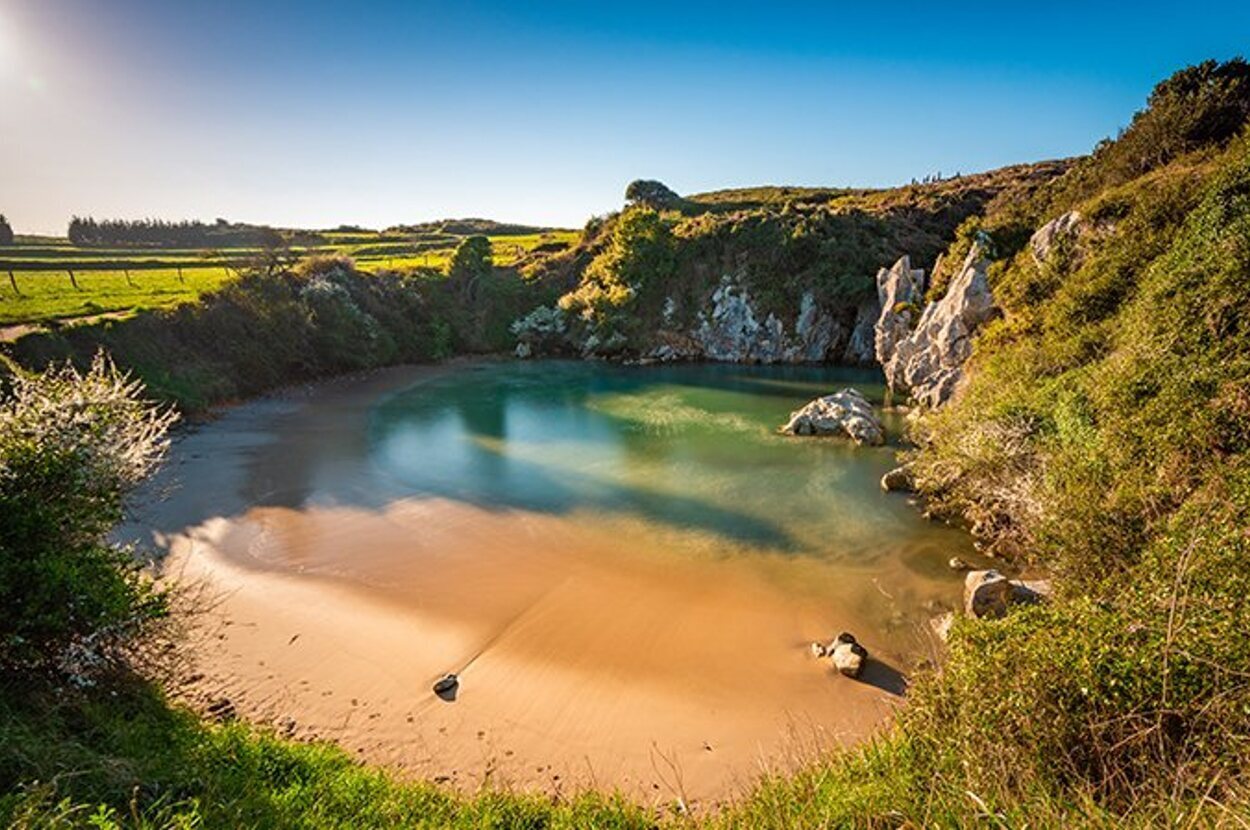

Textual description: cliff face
[639,278,878,365]
[519,161,1068,365]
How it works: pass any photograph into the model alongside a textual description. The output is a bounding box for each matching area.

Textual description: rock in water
[780,388,885,446]
[948,556,971,571]
[829,632,868,678]
[880,464,914,492]
[964,570,1012,619]
[809,641,828,658]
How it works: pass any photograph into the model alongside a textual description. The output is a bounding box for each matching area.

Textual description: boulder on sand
[781,388,885,446]
[829,632,869,678]
[432,673,459,698]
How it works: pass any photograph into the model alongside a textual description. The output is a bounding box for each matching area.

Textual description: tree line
[66,217,324,249]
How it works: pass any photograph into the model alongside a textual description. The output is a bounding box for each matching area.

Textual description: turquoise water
[368,361,974,584]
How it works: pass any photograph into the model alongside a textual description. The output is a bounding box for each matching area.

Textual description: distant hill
[385,218,573,237]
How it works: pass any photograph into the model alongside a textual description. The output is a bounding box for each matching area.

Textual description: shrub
[558,206,675,351]
[0,215,13,246]
[0,355,176,676]
[446,234,493,282]
[624,179,683,210]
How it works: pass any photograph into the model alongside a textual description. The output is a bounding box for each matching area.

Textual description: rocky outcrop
[780,387,885,445]
[691,278,855,363]
[873,256,926,370]
[876,244,997,408]
[1030,211,1082,264]
[792,291,841,362]
[518,271,883,365]
[511,305,568,358]
[964,570,1053,620]
[694,278,781,361]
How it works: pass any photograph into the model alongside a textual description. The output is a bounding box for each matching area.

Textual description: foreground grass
[0,675,654,829]
[5,669,1243,830]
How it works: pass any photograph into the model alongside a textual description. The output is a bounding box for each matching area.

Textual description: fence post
[124,268,135,287]
[177,265,184,283]
[68,269,80,291]
[7,269,18,297]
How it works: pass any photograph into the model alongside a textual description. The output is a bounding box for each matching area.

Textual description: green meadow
[0,229,578,325]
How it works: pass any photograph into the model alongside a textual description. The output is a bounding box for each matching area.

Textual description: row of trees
[0,214,13,246]
[66,217,321,249]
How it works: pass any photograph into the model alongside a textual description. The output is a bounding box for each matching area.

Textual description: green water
[368,361,975,583]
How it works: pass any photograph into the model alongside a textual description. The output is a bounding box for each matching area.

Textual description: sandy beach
[121,363,940,809]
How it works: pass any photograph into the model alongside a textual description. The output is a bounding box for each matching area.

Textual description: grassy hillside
[877,57,1250,821]
[531,161,1068,356]
[3,253,560,411]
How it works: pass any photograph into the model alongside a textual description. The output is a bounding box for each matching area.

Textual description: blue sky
[1,0,1247,234]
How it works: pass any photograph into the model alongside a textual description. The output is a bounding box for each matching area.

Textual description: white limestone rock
[1030,211,1082,264]
[873,256,926,372]
[780,387,885,446]
[879,243,997,408]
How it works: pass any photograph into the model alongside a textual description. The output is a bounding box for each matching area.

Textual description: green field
[0,229,578,326]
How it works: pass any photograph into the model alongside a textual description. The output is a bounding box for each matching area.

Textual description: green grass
[0,675,657,830]
[0,268,234,325]
[0,231,578,327]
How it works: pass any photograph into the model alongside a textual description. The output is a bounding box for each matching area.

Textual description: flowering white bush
[0,354,177,675]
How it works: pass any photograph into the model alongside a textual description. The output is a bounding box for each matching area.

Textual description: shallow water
[365,361,973,624]
[157,360,981,800]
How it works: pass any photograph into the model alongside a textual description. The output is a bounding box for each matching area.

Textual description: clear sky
[1,1,1247,235]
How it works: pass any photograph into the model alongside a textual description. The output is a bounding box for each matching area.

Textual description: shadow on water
[362,362,806,549]
[209,360,958,560]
